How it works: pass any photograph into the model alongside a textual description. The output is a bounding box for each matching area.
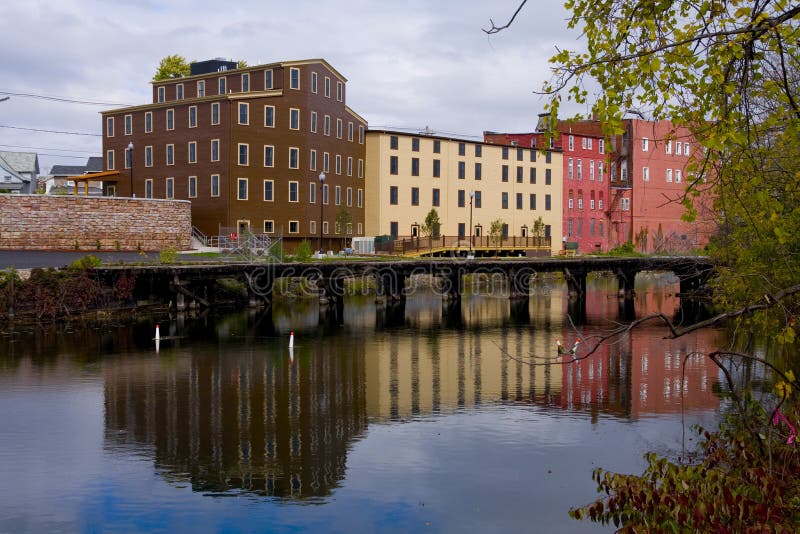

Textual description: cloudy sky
[2,0,587,174]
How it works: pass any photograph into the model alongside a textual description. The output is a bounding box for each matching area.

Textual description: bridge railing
[392,235,552,255]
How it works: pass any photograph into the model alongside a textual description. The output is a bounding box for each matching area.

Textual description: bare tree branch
[482,0,528,35]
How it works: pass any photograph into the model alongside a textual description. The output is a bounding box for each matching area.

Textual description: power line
[0,124,101,136]
[0,90,131,107]
[37,153,90,159]
[0,143,96,154]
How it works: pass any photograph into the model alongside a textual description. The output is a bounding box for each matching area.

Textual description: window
[188,176,197,198]
[211,174,220,197]
[502,165,509,182]
[336,118,342,138]
[145,179,153,198]
[390,155,398,175]
[264,220,274,233]
[568,135,574,151]
[529,193,536,210]
[336,81,343,101]
[412,158,420,177]
[347,187,353,207]
[289,108,299,130]
[211,102,219,125]
[666,168,672,182]
[145,146,153,167]
[502,146,509,160]
[684,143,690,156]
[197,80,206,98]
[241,73,250,92]
[598,162,604,182]
[516,193,523,209]
[411,187,420,206]
[458,143,466,156]
[666,140,672,154]
[188,141,197,163]
[529,167,536,184]
[475,162,482,180]
[474,190,482,208]
[517,148,523,161]
[501,192,508,209]
[590,197,596,210]
[675,169,682,183]
[237,178,248,200]
[106,149,114,170]
[290,67,300,89]
[166,109,174,130]
[211,139,220,162]
[289,221,299,234]
[545,151,552,164]
[530,148,536,162]
[264,105,275,127]
[568,158,574,179]
[357,188,364,208]
[288,181,299,202]
[218,77,226,95]
[675,142,682,155]
[310,149,317,171]
[516,167,523,183]
[264,145,274,167]
[599,139,605,154]
[545,168,552,185]
[335,154,341,174]
[323,152,330,172]
[358,159,364,178]
[598,194,604,210]
[238,143,248,166]
[390,186,398,205]
[323,221,329,234]
[620,160,628,181]
[324,76,330,97]
[412,137,420,151]
[433,140,441,153]
[359,126,365,144]
[432,188,440,207]
[587,138,593,150]
[166,177,174,199]
[348,122,354,142]
[458,161,465,179]
[577,159,583,180]
[433,159,440,178]
[188,106,197,128]
[324,115,330,136]
[289,147,299,169]
[568,193,574,209]
[643,166,650,181]
[475,144,482,157]
[238,103,249,125]
[599,221,604,237]
[621,197,630,210]
[310,111,317,133]
[642,137,649,151]
[124,114,132,135]
[458,223,466,238]
[106,117,114,137]
[545,194,552,210]
[458,189,466,207]
[390,135,398,150]
[335,185,341,206]
[157,86,165,103]
[166,144,174,166]
[568,218,573,237]
[309,182,316,203]
[145,112,152,133]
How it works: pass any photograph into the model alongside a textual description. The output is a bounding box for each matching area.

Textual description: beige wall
[0,194,191,251]
[365,131,564,254]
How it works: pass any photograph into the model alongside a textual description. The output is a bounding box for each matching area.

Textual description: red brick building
[102,58,367,250]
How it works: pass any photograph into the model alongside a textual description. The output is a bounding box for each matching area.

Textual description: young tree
[335,205,352,250]
[153,54,191,81]
[421,208,441,238]
[489,219,505,249]
[531,216,546,238]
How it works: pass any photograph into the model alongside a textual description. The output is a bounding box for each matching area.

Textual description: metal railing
[389,235,552,255]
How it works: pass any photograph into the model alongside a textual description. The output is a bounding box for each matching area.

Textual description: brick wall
[0,195,192,251]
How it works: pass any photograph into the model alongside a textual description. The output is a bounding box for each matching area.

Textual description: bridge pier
[375,269,405,305]
[508,267,533,300]
[616,269,637,299]
[564,268,587,298]
[439,269,463,303]
[244,270,273,309]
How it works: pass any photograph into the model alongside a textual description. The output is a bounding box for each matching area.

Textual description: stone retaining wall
[0,195,191,251]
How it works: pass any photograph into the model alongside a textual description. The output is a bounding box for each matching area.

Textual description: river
[0,273,727,533]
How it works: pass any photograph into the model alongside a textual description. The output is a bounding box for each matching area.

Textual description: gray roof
[0,153,26,184]
[0,151,39,174]
[50,165,88,176]
[86,156,103,172]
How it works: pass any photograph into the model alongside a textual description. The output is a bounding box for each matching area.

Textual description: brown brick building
[102,58,367,251]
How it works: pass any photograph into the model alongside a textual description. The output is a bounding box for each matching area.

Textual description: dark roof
[85,157,103,172]
[50,165,87,176]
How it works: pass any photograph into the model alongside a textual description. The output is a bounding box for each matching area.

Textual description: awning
[66,170,121,196]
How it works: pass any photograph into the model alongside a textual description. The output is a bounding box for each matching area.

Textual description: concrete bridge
[93,256,713,322]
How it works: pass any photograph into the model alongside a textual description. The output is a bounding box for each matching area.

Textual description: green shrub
[294,240,312,262]
[159,248,178,264]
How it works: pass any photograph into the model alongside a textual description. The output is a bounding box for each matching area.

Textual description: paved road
[0,250,202,269]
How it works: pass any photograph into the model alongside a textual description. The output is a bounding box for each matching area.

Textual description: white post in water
[289,331,294,348]
[155,324,161,341]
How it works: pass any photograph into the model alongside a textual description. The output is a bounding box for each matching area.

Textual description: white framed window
[621,163,628,181]
[124,114,132,135]
[357,188,363,208]
[176,83,184,100]
[197,80,205,98]
[335,185,341,206]
[309,181,317,203]
[359,126,365,144]
[211,174,220,197]
[188,176,197,198]
[568,135,574,151]
[289,181,299,202]
[218,77,226,95]
[264,69,273,89]
[289,108,300,130]
[289,147,299,169]
[189,106,197,128]
[598,161,604,182]
[589,160,595,181]
[323,221,329,234]
[211,102,220,125]
[310,111,317,133]
[310,149,317,171]
[309,220,317,234]
[346,187,352,207]
[590,199,596,210]
[324,76,330,97]
[166,109,174,130]
[335,154,341,175]
[642,137,649,151]
[324,115,331,136]
[166,144,174,166]
[358,159,364,178]
[264,105,275,128]
[676,142,682,155]
[666,168,673,182]
[599,139,605,154]
[311,71,318,93]
[323,152,329,172]
[145,178,153,198]
[621,197,630,210]
[145,112,152,133]
[322,184,329,205]
[106,117,114,137]
[348,122,354,141]
[106,149,115,170]
[211,139,220,162]
[347,156,353,176]
[241,73,250,92]
[263,179,274,201]
[599,198,604,210]
[666,140,672,154]
[577,159,583,179]
[157,86,165,103]
[238,143,249,166]
[336,81,343,101]
[165,177,174,199]
[188,141,197,164]
[145,146,153,167]
[357,222,363,235]
[683,143,690,156]
[587,138,593,149]
[289,221,299,234]
[568,197,574,209]
[264,145,274,167]
[238,102,249,125]
[290,67,300,89]
[336,118,342,138]
[237,178,248,200]
[568,158,573,179]
[264,220,274,233]
[581,137,587,149]
[643,166,650,181]
[675,169,682,183]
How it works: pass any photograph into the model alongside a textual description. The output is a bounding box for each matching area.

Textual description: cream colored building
[366,130,563,254]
